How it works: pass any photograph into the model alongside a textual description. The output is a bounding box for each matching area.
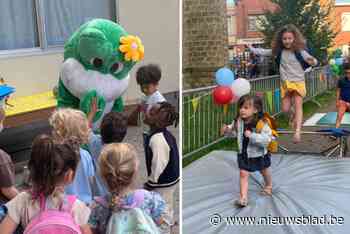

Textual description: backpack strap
[276,49,313,71]
[61,195,77,213]
[39,194,46,212]
[294,50,310,70]
[275,50,282,68]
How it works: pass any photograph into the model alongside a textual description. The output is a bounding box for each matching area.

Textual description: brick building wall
[235,0,277,42]
[183,0,229,89]
[334,5,350,52]
[319,0,350,52]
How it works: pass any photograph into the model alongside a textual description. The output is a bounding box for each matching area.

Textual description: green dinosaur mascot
[57,19,144,129]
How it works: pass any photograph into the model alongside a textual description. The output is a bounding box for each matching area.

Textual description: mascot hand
[80,90,106,123]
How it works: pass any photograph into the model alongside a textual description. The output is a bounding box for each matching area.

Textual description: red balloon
[213,86,233,105]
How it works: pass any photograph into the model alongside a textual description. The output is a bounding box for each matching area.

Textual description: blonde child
[88,143,170,234]
[49,108,95,204]
[247,24,318,142]
[221,95,275,207]
[0,135,92,234]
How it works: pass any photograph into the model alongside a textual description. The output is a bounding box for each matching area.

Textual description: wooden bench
[4,91,56,128]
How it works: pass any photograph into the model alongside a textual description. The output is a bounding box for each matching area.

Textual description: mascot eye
[110,62,124,74]
[90,58,103,68]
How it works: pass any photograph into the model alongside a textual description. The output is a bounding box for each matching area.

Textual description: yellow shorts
[280,80,306,98]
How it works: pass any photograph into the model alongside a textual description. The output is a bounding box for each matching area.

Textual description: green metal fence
[183,67,333,158]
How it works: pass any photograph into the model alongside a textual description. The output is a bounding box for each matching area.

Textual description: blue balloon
[335,58,343,66]
[215,67,235,86]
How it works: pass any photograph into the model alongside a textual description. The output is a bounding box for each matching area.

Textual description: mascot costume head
[57,19,144,129]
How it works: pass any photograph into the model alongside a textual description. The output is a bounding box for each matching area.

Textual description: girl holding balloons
[247,24,318,143]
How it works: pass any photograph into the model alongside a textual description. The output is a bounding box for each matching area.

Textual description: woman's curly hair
[271,24,306,56]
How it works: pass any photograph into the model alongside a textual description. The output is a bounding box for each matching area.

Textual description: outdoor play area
[182,66,350,233]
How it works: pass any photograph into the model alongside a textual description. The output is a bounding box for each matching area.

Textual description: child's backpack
[256,113,279,153]
[106,208,160,234]
[24,195,81,234]
[95,191,161,234]
[275,43,317,71]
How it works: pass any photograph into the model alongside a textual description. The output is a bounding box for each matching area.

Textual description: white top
[225,118,273,158]
[142,90,166,109]
[140,91,166,134]
[249,46,317,82]
[5,191,91,228]
[148,132,170,183]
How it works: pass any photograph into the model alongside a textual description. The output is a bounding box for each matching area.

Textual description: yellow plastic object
[4,91,56,117]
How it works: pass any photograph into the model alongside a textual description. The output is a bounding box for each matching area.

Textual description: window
[44,0,116,47]
[248,16,258,31]
[0,0,39,50]
[342,13,350,32]
[0,0,116,53]
[247,15,265,32]
[227,16,234,36]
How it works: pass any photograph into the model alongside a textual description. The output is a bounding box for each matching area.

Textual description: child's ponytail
[99,143,138,211]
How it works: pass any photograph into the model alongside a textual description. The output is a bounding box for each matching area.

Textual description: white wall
[119,0,180,104]
[0,53,62,98]
[0,1,180,105]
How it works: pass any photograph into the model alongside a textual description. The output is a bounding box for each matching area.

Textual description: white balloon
[329,59,335,65]
[231,78,251,97]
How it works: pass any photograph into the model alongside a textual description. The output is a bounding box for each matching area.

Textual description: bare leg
[282,93,296,128]
[336,102,346,128]
[239,169,249,201]
[260,168,272,192]
[281,94,292,113]
[293,93,303,143]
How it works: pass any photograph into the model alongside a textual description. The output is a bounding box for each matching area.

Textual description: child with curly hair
[247,24,318,143]
[49,108,95,204]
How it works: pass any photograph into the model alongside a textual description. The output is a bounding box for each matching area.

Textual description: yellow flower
[119,35,144,62]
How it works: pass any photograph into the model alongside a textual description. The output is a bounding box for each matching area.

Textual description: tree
[258,0,337,61]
